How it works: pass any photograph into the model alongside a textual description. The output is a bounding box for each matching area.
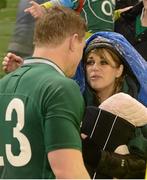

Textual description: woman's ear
[116,64,124,78]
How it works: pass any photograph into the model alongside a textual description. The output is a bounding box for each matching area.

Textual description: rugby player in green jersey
[0,6,90,179]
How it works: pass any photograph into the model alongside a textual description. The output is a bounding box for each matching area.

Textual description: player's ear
[69,33,79,52]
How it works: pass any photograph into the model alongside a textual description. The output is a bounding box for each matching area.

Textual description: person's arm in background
[24,1,49,18]
[24,0,74,19]
[48,149,90,178]
[2,53,23,73]
[114,6,133,21]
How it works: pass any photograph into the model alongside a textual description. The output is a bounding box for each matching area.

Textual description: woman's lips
[90,75,102,80]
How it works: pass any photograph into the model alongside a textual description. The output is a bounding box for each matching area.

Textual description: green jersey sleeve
[42,77,85,153]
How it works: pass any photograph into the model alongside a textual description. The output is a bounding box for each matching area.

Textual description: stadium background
[0,0,19,78]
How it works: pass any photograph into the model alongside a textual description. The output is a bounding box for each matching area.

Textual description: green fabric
[128,128,147,159]
[79,0,115,33]
[0,58,85,178]
[121,78,129,93]
[44,0,115,33]
[135,15,147,36]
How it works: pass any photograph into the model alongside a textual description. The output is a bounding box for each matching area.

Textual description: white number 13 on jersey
[0,98,32,167]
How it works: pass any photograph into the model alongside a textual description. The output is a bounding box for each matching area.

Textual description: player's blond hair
[34,6,87,47]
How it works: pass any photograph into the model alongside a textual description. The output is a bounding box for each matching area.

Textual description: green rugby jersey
[0,58,85,178]
[43,0,115,33]
[80,0,115,33]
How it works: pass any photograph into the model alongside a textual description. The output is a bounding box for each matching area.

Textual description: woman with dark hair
[77,31,147,179]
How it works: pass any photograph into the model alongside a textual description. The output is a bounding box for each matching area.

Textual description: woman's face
[85,49,123,94]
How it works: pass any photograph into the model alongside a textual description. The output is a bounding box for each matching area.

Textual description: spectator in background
[115,0,147,61]
[0,6,90,179]
[24,0,115,38]
[114,0,139,20]
[79,32,147,179]
[115,0,139,9]
[8,0,48,58]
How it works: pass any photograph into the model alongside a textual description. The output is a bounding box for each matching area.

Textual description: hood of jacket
[74,31,147,106]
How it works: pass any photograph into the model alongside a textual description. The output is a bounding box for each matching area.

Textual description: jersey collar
[23,58,65,77]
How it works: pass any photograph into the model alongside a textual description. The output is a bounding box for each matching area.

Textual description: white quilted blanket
[99,93,147,127]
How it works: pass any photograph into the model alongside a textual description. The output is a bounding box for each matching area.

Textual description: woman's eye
[100,59,108,65]
[86,60,95,65]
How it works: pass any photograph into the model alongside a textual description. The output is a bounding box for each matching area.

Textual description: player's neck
[33,46,67,75]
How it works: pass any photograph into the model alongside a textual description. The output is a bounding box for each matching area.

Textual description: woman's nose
[92,62,101,70]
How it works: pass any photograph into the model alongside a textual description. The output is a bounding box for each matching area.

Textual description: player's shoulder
[41,75,83,105]
[48,74,80,92]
